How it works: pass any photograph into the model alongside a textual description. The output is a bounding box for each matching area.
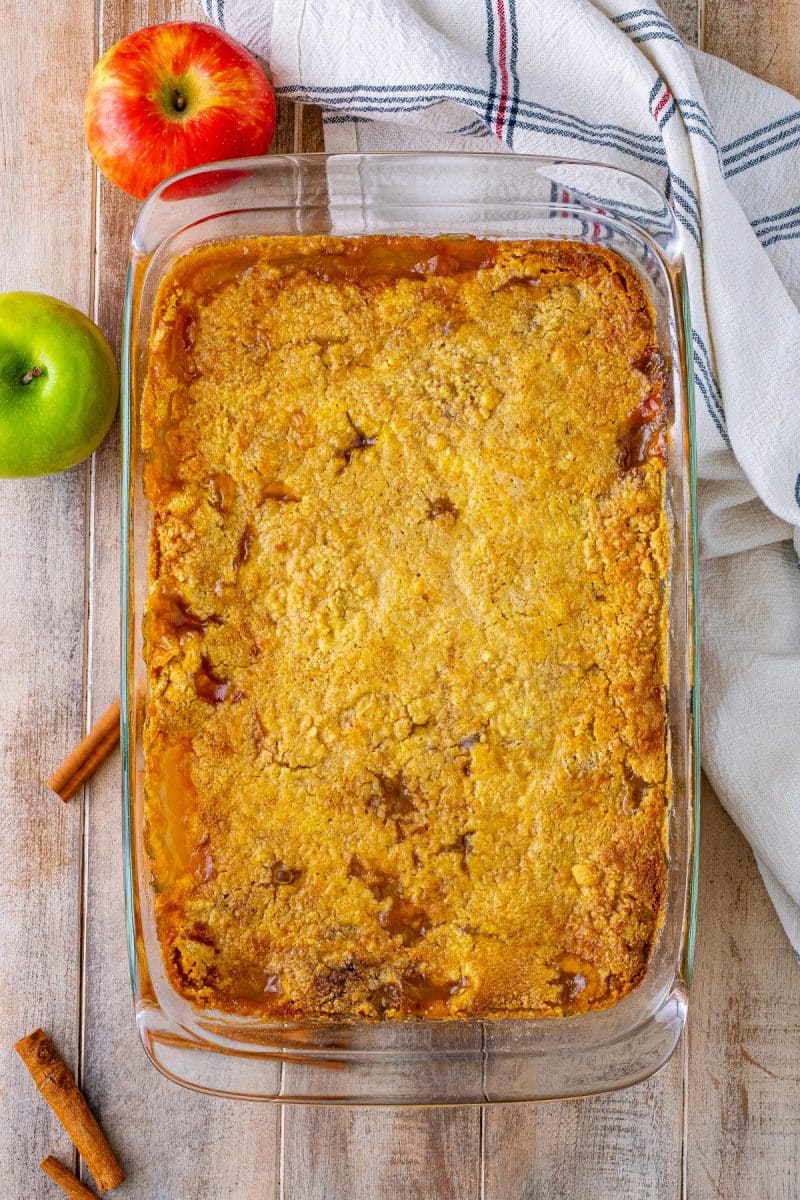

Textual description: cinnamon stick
[47,698,121,802]
[40,1157,99,1199]
[14,1030,125,1192]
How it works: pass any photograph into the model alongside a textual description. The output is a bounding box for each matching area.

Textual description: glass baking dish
[121,152,699,1104]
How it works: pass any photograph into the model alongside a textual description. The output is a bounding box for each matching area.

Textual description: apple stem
[173,90,186,112]
[20,366,43,385]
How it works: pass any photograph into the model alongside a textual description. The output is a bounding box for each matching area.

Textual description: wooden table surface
[1,1,798,1197]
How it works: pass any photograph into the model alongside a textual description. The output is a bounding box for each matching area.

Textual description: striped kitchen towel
[200,0,800,951]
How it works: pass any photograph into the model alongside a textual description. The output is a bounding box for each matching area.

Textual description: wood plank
[299,104,326,154]
[703,0,800,97]
[482,1057,684,1200]
[281,1107,482,1200]
[684,786,800,1200]
[274,94,299,153]
[0,2,96,1198]
[662,0,701,43]
[78,3,281,1196]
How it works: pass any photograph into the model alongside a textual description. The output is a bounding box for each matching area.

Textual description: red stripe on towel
[653,86,672,119]
[495,0,510,138]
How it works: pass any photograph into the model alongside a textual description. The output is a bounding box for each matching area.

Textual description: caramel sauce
[189,837,215,884]
[368,773,416,824]
[313,960,366,1006]
[148,740,197,893]
[369,982,401,1014]
[442,831,473,871]
[400,969,468,1014]
[349,856,430,945]
[493,275,542,294]
[555,955,602,1012]
[177,245,260,297]
[226,965,283,1011]
[161,308,199,383]
[289,408,317,451]
[256,236,498,287]
[348,855,388,896]
[633,347,666,380]
[194,656,229,705]
[237,525,254,565]
[619,346,668,470]
[339,413,377,467]
[368,971,466,1016]
[618,414,667,471]
[622,766,652,814]
[427,496,459,520]
[187,920,216,948]
[378,899,428,944]
[149,585,221,644]
[260,481,301,503]
[460,732,481,778]
[145,426,183,502]
[271,862,301,886]
[209,471,239,513]
[558,969,587,1008]
[170,946,196,992]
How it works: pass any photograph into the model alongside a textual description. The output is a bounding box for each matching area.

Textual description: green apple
[0,292,118,477]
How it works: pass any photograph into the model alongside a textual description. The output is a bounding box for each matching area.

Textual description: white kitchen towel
[200,0,800,951]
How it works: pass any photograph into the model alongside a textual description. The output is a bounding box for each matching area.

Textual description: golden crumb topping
[142,235,669,1020]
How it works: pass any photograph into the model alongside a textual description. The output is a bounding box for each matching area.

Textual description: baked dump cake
[142,235,669,1020]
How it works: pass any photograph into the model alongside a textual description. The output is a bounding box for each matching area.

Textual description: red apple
[84,22,275,201]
